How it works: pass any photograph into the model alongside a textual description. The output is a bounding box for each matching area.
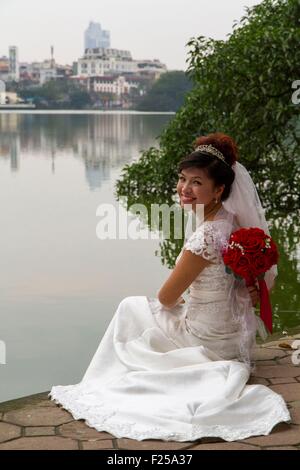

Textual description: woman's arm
[157,249,213,309]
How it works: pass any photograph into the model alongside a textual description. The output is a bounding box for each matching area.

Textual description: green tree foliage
[116,0,300,220]
[69,90,92,109]
[136,71,193,111]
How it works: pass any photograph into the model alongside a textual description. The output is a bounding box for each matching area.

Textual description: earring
[215,198,218,204]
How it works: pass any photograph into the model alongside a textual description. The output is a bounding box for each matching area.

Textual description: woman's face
[176,167,224,209]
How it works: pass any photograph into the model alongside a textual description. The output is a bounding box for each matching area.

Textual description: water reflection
[0,113,172,190]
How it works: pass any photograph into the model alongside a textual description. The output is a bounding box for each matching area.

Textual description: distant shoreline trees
[10,71,191,111]
[135,71,193,112]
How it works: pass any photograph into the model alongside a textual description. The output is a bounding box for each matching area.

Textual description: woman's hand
[159,295,185,309]
[247,283,260,307]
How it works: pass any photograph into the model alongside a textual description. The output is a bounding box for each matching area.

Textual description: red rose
[253,253,268,275]
[235,255,252,279]
[223,247,243,266]
[240,228,266,254]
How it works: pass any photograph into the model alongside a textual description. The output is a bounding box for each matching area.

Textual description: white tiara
[194,144,230,167]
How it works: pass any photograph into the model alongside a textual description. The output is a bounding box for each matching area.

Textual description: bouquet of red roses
[221,227,279,334]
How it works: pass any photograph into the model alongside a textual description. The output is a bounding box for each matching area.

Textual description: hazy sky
[0,0,262,70]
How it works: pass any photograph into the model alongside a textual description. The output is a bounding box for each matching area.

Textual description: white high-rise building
[77,48,167,78]
[9,46,19,81]
[84,22,110,50]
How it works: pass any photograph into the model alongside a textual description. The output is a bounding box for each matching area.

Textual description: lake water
[0,112,299,403]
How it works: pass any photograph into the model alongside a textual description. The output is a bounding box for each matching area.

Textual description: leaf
[225,266,232,275]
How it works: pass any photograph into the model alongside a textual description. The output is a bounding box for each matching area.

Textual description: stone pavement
[0,334,299,450]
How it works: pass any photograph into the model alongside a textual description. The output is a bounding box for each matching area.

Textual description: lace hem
[49,386,291,443]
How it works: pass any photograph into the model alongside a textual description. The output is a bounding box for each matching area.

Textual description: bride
[49,132,291,442]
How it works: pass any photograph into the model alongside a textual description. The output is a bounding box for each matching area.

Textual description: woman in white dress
[49,132,291,442]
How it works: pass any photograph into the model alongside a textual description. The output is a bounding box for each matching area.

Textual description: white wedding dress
[49,207,291,442]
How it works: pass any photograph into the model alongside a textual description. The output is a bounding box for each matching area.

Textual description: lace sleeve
[184,222,222,264]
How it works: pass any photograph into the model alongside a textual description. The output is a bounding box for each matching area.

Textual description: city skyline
[0,0,262,70]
